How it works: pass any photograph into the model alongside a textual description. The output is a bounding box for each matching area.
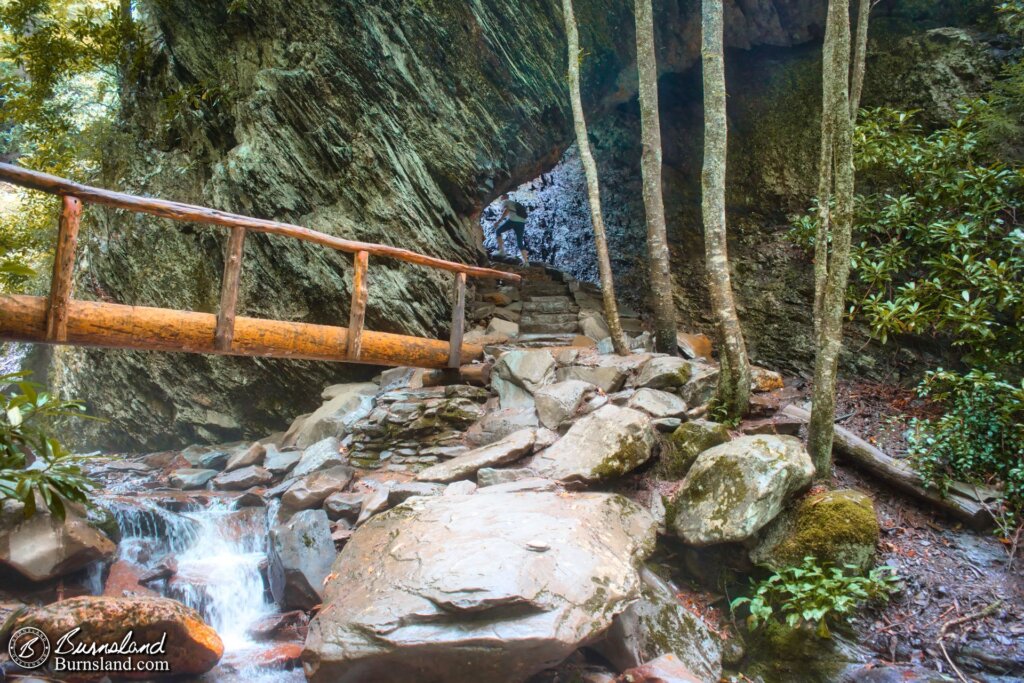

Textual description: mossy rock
[750,489,880,574]
[657,419,731,480]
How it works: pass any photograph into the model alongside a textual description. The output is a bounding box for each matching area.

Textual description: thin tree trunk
[850,0,872,118]
[701,0,751,418]
[808,0,856,477]
[635,0,677,355]
[562,0,630,355]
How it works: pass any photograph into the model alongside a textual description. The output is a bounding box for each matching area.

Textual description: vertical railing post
[448,271,467,368]
[46,195,83,342]
[215,226,247,351]
[346,250,370,360]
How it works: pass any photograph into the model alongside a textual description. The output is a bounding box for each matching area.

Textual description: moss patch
[657,420,730,480]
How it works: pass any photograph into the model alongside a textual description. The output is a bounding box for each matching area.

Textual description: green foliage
[908,368,1024,511]
[0,371,96,521]
[731,557,901,638]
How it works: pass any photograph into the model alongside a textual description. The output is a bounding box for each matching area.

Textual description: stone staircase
[468,257,646,347]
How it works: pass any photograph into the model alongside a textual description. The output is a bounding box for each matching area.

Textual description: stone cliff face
[60,0,832,449]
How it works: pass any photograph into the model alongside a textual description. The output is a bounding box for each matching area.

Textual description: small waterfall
[102,496,301,679]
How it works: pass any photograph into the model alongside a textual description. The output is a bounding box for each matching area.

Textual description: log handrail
[0,162,520,282]
[0,161,520,370]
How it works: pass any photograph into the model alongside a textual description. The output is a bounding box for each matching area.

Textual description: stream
[99,494,304,682]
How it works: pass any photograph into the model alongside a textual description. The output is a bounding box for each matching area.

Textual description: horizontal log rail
[0,162,519,370]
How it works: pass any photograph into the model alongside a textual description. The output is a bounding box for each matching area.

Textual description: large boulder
[415,429,536,483]
[534,380,598,430]
[212,465,273,490]
[268,509,336,610]
[627,388,688,419]
[303,491,656,683]
[292,437,346,478]
[284,383,378,449]
[669,435,815,545]
[529,405,656,485]
[658,420,731,480]
[595,568,722,683]
[224,442,266,472]
[750,489,880,573]
[168,468,218,490]
[465,407,539,447]
[0,503,116,582]
[495,350,556,393]
[11,596,222,678]
[281,466,355,510]
[634,357,692,390]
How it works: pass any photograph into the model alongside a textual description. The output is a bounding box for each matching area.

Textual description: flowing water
[102,496,303,681]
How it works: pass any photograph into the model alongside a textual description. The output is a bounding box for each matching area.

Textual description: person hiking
[494,193,530,265]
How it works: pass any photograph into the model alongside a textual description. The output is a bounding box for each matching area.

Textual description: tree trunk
[562,0,630,355]
[808,0,856,476]
[850,0,872,118]
[700,0,751,417]
[634,0,677,355]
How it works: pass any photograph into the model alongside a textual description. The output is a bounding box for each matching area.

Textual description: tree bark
[562,0,630,356]
[808,0,857,476]
[635,0,677,354]
[701,0,751,417]
[850,0,872,118]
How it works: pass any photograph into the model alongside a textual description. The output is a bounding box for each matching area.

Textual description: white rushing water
[104,497,294,679]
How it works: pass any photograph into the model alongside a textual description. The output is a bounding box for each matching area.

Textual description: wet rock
[678,363,720,409]
[658,420,731,480]
[388,482,445,505]
[477,467,536,487]
[466,407,539,447]
[103,560,159,598]
[292,437,345,478]
[495,349,556,394]
[355,481,392,525]
[751,489,880,573]
[263,445,302,475]
[530,405,656,485]
[628,388,688,419]
[138,555,178,585]
[557,365,626,393]
[213,465,274,491]
[197,449,230,470]
[635,357,692,390]
[443,480,478,496]
[595,569,721,682]
[669,435,815,545]
[616,653,703,683]
[12,596,222,677]
[281,466,355,510]
[268,509,336,611]
[750,366,785,392]
[169,468,218,490]
[534,380,598,430]
[224,442,266,472]
[247,610,310,642]
[323,491,366,522]
[416,429,536,483]
[0,503,116,582]
[478,478,559,494]
[303,491,657,683]
[284,383,378,449]
[487,317,520,338]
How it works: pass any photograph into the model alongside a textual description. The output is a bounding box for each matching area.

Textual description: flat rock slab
[303,491,656,683]
[416,429,536,483]
[529,405,656,485]
[670,435,815,545]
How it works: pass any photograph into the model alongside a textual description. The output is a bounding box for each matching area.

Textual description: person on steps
[494,193,530,266]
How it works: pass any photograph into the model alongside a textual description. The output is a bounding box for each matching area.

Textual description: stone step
[519,312,579,326]
[520,320,580,334]
[521,299,578,314]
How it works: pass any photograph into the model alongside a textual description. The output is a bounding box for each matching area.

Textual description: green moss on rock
[657,419,731,480]
[750,489,880,573]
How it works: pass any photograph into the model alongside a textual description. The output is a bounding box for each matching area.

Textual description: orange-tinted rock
[13,596,223,679]
[617,653,702,683]
[750,366,785,392]
[103,560,159,598]
[676,333,712,360]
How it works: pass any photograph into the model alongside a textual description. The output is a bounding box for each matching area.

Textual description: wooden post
[214,227,246,351]
[346,250,369,360]
[46,195,83,342]
[448,271,467,368]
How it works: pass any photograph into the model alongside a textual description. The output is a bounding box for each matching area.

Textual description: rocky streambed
[2,271,1022,682]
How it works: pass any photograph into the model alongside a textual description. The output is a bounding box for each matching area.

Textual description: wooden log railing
[0,162,521,370]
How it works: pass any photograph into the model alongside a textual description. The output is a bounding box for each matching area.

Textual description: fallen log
[421,363,492,388]
[0,295,484,370]
[781,405,995,530]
